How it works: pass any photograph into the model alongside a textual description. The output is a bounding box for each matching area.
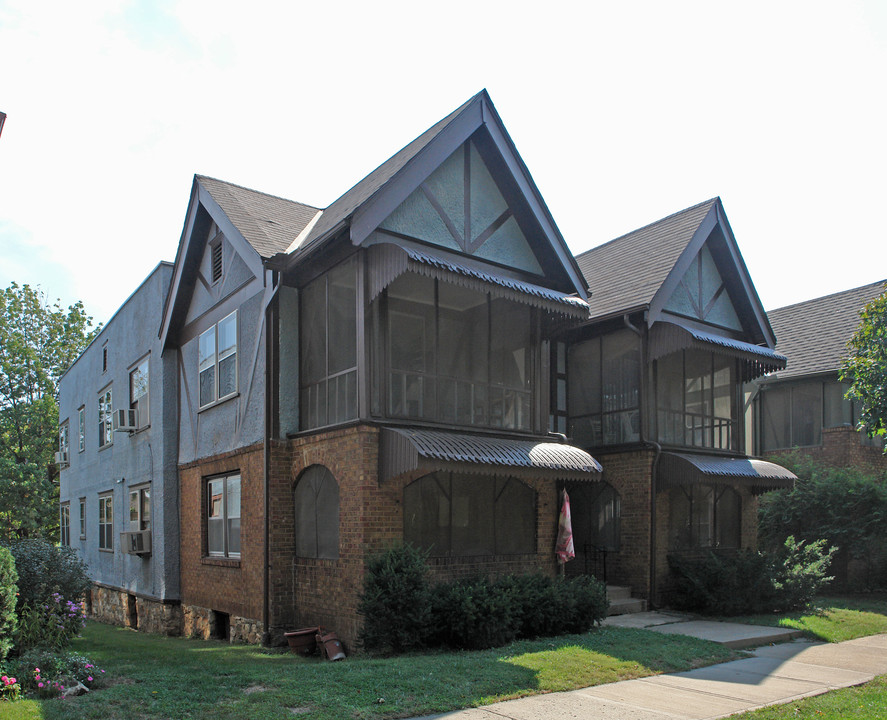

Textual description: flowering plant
[13,593,86,653]
[8,650,104,699]
[0,673,21,702]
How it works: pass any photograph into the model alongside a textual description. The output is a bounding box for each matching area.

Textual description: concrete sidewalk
[411,625,887,720]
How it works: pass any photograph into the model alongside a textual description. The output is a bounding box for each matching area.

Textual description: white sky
[1,0,885,326]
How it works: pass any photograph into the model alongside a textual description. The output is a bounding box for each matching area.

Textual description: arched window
[294,465,339,559]
[404,472,535,556]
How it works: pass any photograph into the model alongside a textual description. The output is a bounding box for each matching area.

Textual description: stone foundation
[89,584,183,636]
[182,603,263,643]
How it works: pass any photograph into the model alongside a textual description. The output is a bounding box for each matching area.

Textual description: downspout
[623,314,661,607]
[261,268,279,645]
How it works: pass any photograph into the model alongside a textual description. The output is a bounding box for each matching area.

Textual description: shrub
[430,577,519,649]
[13,593,86,654]
[758,453,887,590]
[358,545,432,653]
[7,649,104,698]
[0,546,17,663]
[667,536,836,615]
[4,540,90,609]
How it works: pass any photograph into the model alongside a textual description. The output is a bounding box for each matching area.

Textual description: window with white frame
[130,357,149,429]
[98,494,113,550]
[198,312,237,408]
[58,421,69,460]
[79,498,86,539]
[207,473,240,558]
[60,503,70,546]
[78,407,85,452]
[98,387,113,447]
[129,485,151,531]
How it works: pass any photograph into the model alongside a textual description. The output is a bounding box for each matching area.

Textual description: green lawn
[727,674,887,719]
[3,594,885,720]
[3,622,735,720]
[721,593,887,643]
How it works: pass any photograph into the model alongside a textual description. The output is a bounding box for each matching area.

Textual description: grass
[720,593,887,643]
[2,621,736,720]
[726,674,887,719]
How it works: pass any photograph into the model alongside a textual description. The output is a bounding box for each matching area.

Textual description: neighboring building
[58,262,180,634]
[58,90,795,646]
[748,280,887,473]
[565,198,795,604]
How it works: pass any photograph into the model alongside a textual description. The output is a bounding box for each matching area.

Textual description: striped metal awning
[657,451,796,494]
[650,321,787,381]
[379,427,602,483]
[367,242,590,318]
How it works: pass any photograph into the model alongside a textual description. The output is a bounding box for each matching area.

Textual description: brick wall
[270,425,567,651]
[179,443,265,634]
[763,426,887,476]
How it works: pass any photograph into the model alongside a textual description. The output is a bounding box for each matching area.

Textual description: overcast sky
[1,0,884,326]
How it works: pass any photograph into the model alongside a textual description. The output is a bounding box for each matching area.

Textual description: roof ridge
[769,278,887,313]
[195,174,322,212]
[577,197,719,259]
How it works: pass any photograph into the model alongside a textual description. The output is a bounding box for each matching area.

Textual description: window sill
[98,548,114,553]
[201,556,241,568]
[98,442,113,452]
[197,392,240,414]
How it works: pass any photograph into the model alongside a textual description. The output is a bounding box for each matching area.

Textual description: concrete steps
[606,585,647,616]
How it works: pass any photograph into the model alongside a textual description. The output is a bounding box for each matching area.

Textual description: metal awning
[649,321,787,381]
[367,242,590,319]
[379,427,602,483]
[657,451,796,494]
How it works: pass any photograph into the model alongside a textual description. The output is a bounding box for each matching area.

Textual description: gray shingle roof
[298,91,484,252]
[766,280,887,379]
[196,175,321,259]
[576,198,718,320]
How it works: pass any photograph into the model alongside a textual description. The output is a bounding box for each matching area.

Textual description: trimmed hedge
[359,546,609,653]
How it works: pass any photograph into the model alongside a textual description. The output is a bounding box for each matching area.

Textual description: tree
[0,283,99,542]
[841,286,887,448]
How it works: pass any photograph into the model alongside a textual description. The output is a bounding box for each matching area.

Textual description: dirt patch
[243,684,271,694]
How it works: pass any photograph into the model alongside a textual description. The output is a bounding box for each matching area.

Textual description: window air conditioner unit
[112,408,138,432]
[54,451,69,468]
[121,530,152,555]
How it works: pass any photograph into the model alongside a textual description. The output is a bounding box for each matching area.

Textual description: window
[758,381,824,451]
[102,345,108,373]
[98,387,113,447]
[129,486,151,531]
[656,350,737,450]
[211,240,223,284]
[375,274,534,431]
[129,357,149,429]
[404,472,535,556]
[669,485,741,550]
[294,466,339,559]
[78,407,85,452]
[207,473,240,558]
[99,494,113,551]
[60,504,70,547]
[568,330,641,448]
[59,421,69,460]
[198,312,237,408]
[79,498,86,539]
[300,259,358,430]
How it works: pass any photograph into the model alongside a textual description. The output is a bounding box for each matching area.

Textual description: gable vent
[211,242,223,284]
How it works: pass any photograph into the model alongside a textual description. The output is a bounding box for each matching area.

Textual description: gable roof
[576,198,718,320]
[575,197,775,347]
[196,175,320,259]
[765,279,887,380]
